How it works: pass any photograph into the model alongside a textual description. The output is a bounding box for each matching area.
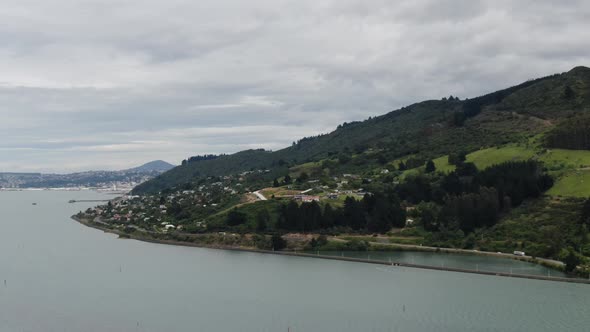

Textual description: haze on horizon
[1,0,589,173]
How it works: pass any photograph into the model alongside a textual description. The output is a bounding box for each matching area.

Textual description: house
[294,195,320,202]
[327,193,339,199]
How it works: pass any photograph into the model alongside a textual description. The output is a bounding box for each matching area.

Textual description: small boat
[32,202,37,205]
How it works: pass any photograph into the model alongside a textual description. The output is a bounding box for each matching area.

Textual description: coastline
[71,215,590,284]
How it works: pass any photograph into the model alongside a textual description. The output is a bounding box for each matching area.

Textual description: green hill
[86,66,590,275]
[134,66,590,195]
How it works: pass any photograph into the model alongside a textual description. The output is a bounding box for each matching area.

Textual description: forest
[224,160,554,236]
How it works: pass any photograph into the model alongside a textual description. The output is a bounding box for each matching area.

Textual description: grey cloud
[0,0,588,172]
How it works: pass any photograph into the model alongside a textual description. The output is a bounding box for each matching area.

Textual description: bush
[271,234,287,250]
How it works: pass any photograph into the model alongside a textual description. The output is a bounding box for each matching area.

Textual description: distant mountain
[133,66,590,194]
[0,160,176,189]
[126,160,175,173]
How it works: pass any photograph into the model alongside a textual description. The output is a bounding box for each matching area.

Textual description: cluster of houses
[80,168,376,234]
[80,168,280,232]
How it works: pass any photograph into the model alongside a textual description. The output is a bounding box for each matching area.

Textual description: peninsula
[75,67,590,279]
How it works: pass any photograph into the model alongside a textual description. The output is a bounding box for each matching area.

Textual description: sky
[1,0,589,173]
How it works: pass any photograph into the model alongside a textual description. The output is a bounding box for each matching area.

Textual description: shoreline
[332,236,565,269]
[71,216,590,284]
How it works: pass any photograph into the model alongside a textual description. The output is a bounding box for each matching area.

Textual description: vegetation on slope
[135,66,590,195]
[121,66,590,275]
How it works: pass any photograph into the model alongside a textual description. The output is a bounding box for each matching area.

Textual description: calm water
[0,190,589,332]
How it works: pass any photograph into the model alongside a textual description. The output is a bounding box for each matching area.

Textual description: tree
[416,202,440,231]
[452,112,466,127]
[563,85,575,99]
[338,153,351,164]
[581,199,590,225]
[296,172,309,183]
[277,200,300,230]
[343,196,366,230]
[273,178,280,187]
[377,154,388,165]
[226,208,247,226]
[448,151,467,166]
[271,234,287,250]
[441,187,500,233]
[321,204,336,229]
[425,160,436,173]
[398,161,407,171]
[366,193,406,233]
[456,162,478,177]
[396,175,432,204]
[283,175,292,185]
[562,248,582,273]
[300,201,322,232]
[256,209,270,231]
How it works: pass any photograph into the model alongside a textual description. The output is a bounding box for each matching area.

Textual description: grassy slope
[541,149,590,197]
[467,145,536,169]
[403,144,537,177]
[403,143,590,197]
[546,171,590,197]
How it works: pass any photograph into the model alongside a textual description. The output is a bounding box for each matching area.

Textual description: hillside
[134,66,590,195]
[126,160,175,173]
[81,66,590,276]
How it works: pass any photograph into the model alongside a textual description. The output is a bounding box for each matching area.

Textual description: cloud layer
[1,0,589,172]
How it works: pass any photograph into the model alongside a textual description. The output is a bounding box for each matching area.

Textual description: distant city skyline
[1,0,589,172]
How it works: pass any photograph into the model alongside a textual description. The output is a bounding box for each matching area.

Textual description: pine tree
[425,160,436,173]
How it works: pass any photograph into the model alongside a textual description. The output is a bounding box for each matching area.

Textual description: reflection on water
[310,250,566,277]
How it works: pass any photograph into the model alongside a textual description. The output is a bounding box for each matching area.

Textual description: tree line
[545,114,590,150]
[181,154,222,165]
[276,192,406,233]
[451,73,560,126]
[398,160,553,233]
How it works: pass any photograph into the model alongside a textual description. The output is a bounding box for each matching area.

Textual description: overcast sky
[1,0,588,173]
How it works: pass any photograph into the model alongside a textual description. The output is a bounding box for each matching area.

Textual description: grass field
[547,170,590,197]
[538,149,590,197]
[401,145,590,197]
[466,145,537,169]
[289,161,322,177]
[432,155,455,173]
[539,149,590,171]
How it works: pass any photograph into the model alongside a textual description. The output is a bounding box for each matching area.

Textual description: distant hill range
[0,160,175,189]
